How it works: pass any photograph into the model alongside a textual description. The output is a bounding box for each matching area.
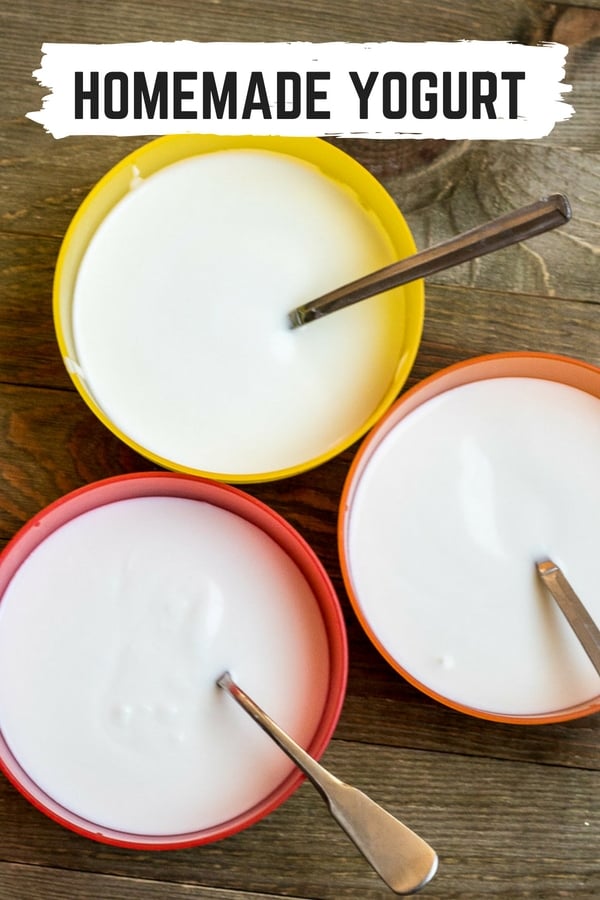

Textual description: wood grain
[0,863,287,900]
[1,739,598,898]
[1,2,599,899]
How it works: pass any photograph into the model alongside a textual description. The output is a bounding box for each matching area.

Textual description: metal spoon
[288,193,571,328]
[217,671,438,895]
[536,560,600,676]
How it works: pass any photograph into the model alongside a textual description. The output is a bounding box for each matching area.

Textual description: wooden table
[1,2,599,897]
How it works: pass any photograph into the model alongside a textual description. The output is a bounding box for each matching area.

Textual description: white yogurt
[71,149,404,475]
[346,377,600,716]
[0,496,330,834]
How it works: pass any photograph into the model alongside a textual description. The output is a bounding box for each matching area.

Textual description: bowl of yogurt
[0,472,347,846]
[54,135,423,483]
[339,352,600,724]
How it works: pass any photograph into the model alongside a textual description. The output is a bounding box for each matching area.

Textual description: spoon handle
[536,560,600,676]
[288,193,571,328]
[218,672,438,895]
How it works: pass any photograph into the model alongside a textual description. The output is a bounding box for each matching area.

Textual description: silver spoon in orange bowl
[536,560,600,677]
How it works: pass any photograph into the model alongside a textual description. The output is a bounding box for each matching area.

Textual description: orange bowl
[339,352,600,724]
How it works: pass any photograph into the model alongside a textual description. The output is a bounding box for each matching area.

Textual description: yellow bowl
[54,135,423,483]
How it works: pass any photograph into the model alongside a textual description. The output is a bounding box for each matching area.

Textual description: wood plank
[1,0,562,86]
[0,862,290,900]
[1,740,598,898]
[0,126,149,240]
[376,144,600,303]
[0,382,154,538]
[548,6,600,148]
[413,283,600,372]
[337,685,600,770]
[0,233,70,388]
[563,1,600,10]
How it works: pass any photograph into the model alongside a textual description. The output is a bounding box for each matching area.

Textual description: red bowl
[0,472,347,847]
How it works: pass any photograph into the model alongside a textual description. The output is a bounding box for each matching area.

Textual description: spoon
[536,560,600,676]
[288,193,571,328]
[217,671,438,895]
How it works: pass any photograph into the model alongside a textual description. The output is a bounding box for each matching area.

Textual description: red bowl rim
[0,471,348,847]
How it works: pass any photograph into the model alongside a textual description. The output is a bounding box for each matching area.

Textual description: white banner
[27,41,573,140]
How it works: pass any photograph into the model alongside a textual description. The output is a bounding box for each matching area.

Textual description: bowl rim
[0,471,348,847]
[53,134,424,484]
[338,351,600,725]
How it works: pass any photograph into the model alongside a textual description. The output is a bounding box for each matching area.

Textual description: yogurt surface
[346,377,600,716]
[71,148,405,476]
[0,496,330,834]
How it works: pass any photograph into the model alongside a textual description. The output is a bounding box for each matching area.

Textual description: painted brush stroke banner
[27,41,573,140]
